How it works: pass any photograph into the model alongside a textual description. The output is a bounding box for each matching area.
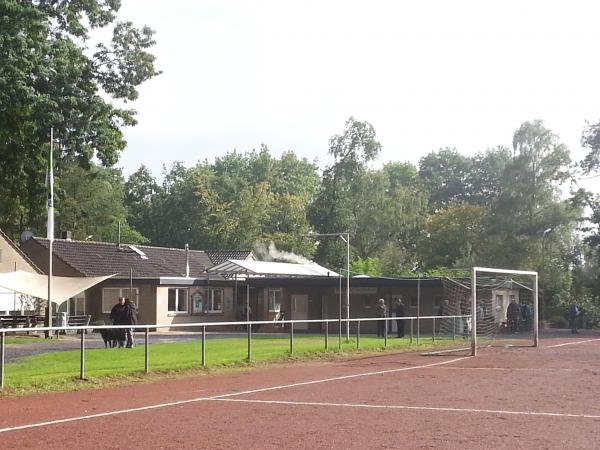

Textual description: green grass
[1,334,464,396]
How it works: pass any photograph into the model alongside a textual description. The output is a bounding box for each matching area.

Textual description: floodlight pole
[307,232,350,341]
[46,128,55,339]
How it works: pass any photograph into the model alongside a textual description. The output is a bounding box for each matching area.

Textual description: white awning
[208,260,339,277]
[0,270,115,305]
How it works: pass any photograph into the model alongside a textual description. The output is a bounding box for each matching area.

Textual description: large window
[495,294,504,310]
[192,292,204,314]
[168,288,188,313]
[102,288,139,313]
[208,289,223,313]
[268,289,282,312]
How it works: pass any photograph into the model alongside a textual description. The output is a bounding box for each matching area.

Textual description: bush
[548,315,568,328]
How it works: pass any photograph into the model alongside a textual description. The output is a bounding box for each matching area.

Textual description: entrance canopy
[0,270,114,305]
[208,259,339,278]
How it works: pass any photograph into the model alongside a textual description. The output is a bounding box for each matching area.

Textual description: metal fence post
[325,320,329,350]
[384,318,388,348]
[202,325,206,367]
[1,331,5,389]
[410,318,413,345]
[453,316,456,341]
[80,328,85,380]
[432,317,436,343]
[247,323,252,362]
[356,321,360,349]
[290,321,294,354]
[145,327,149,374]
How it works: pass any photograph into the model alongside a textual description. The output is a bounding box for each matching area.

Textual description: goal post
[470,267,538,355]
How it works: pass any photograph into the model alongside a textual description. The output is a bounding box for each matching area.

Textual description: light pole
[307,232,350,341]
[541,228,552,323]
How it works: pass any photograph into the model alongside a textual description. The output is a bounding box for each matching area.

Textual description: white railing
[0,314,469,389]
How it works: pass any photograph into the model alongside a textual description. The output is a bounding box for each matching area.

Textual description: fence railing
[0,314,468,389]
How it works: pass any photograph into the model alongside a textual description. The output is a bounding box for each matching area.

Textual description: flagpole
[46,128,54,338]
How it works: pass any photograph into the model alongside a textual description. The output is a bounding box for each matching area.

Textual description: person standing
[394,297,405,338]
[376,298,387,338]
[109,297,126,347]
[569,301,581,334]
[506,299,520,333]
[123,298,138,348]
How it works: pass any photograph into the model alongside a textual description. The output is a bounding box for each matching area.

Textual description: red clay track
[0,332,599,449]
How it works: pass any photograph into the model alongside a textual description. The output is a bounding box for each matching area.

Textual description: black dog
[98,328,125,348]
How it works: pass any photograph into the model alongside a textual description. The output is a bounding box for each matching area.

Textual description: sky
[111,0,600,184]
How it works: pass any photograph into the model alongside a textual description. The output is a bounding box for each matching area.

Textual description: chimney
[185,243,190,278]
[61,231,72,240]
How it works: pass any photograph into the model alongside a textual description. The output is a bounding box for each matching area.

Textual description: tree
[309,117,381,269]
[57,162,146,243]
[0,1,160,237]
[124,165,161,243]
[418,148,472,211]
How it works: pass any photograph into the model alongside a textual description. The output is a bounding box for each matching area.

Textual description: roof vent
[128,245,148,260]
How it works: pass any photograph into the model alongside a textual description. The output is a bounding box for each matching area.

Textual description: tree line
[1,2,599,324]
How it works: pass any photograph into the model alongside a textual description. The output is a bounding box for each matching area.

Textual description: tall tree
[57,162,146,243]
[0,0,160,237]
[418,148,472,211]
[309,117,381,269]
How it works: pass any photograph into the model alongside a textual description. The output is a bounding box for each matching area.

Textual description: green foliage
[351,257,383,277]
[57,162,147,243]
[0,0,159,236]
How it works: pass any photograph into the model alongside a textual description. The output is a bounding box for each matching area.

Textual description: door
[292,295,309,330]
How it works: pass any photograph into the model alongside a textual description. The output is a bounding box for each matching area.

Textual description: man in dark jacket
[109,297,126,347]
[394,298,405,338]
[569,301,581,334]
[123,298,138,348]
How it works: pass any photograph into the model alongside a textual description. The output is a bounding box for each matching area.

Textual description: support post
[1,331,5,389]
[290,321,294,354]
[356,321,360,349]
[247,323,252,361]
[417,274,421,345]
[325,320,329,350]
[80,329,85,380]
[202,325,206,367]
[145,327,149,373]
[432,317,436,343]
[471,267,477,356]
[384,318,388,348]
[534,273,539,347]
[410,318,413,344]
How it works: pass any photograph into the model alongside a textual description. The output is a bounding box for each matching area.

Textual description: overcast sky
[113,0,600,185]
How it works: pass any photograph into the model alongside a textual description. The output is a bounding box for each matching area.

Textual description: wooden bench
[65,315,91,333]
[0,315,45,334]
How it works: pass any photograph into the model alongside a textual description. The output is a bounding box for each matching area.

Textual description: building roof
[21,238,253,279]
[208,259,339,277]
[206,250,254,266]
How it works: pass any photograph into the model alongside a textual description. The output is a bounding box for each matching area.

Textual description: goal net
[438,267,538,355]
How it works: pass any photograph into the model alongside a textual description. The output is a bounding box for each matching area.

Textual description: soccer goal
[439,267,538,356]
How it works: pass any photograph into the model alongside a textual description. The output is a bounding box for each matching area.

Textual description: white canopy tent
[0,270,115,306]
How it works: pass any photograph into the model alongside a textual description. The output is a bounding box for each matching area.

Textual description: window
[509,294,516,303]
[102,288,139,313]
[168,288,188,313]
[495,294,504,310]
[268,289,281,312]
[208,289,223,313]
[363,297,372,309]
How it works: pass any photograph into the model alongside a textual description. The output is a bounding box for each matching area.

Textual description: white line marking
[211,398,600,420]
[209,357,468,399]
[0,357,468,434]
[546,338,600,348]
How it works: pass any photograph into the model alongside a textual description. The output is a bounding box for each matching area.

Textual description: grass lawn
[2,334,465,396]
